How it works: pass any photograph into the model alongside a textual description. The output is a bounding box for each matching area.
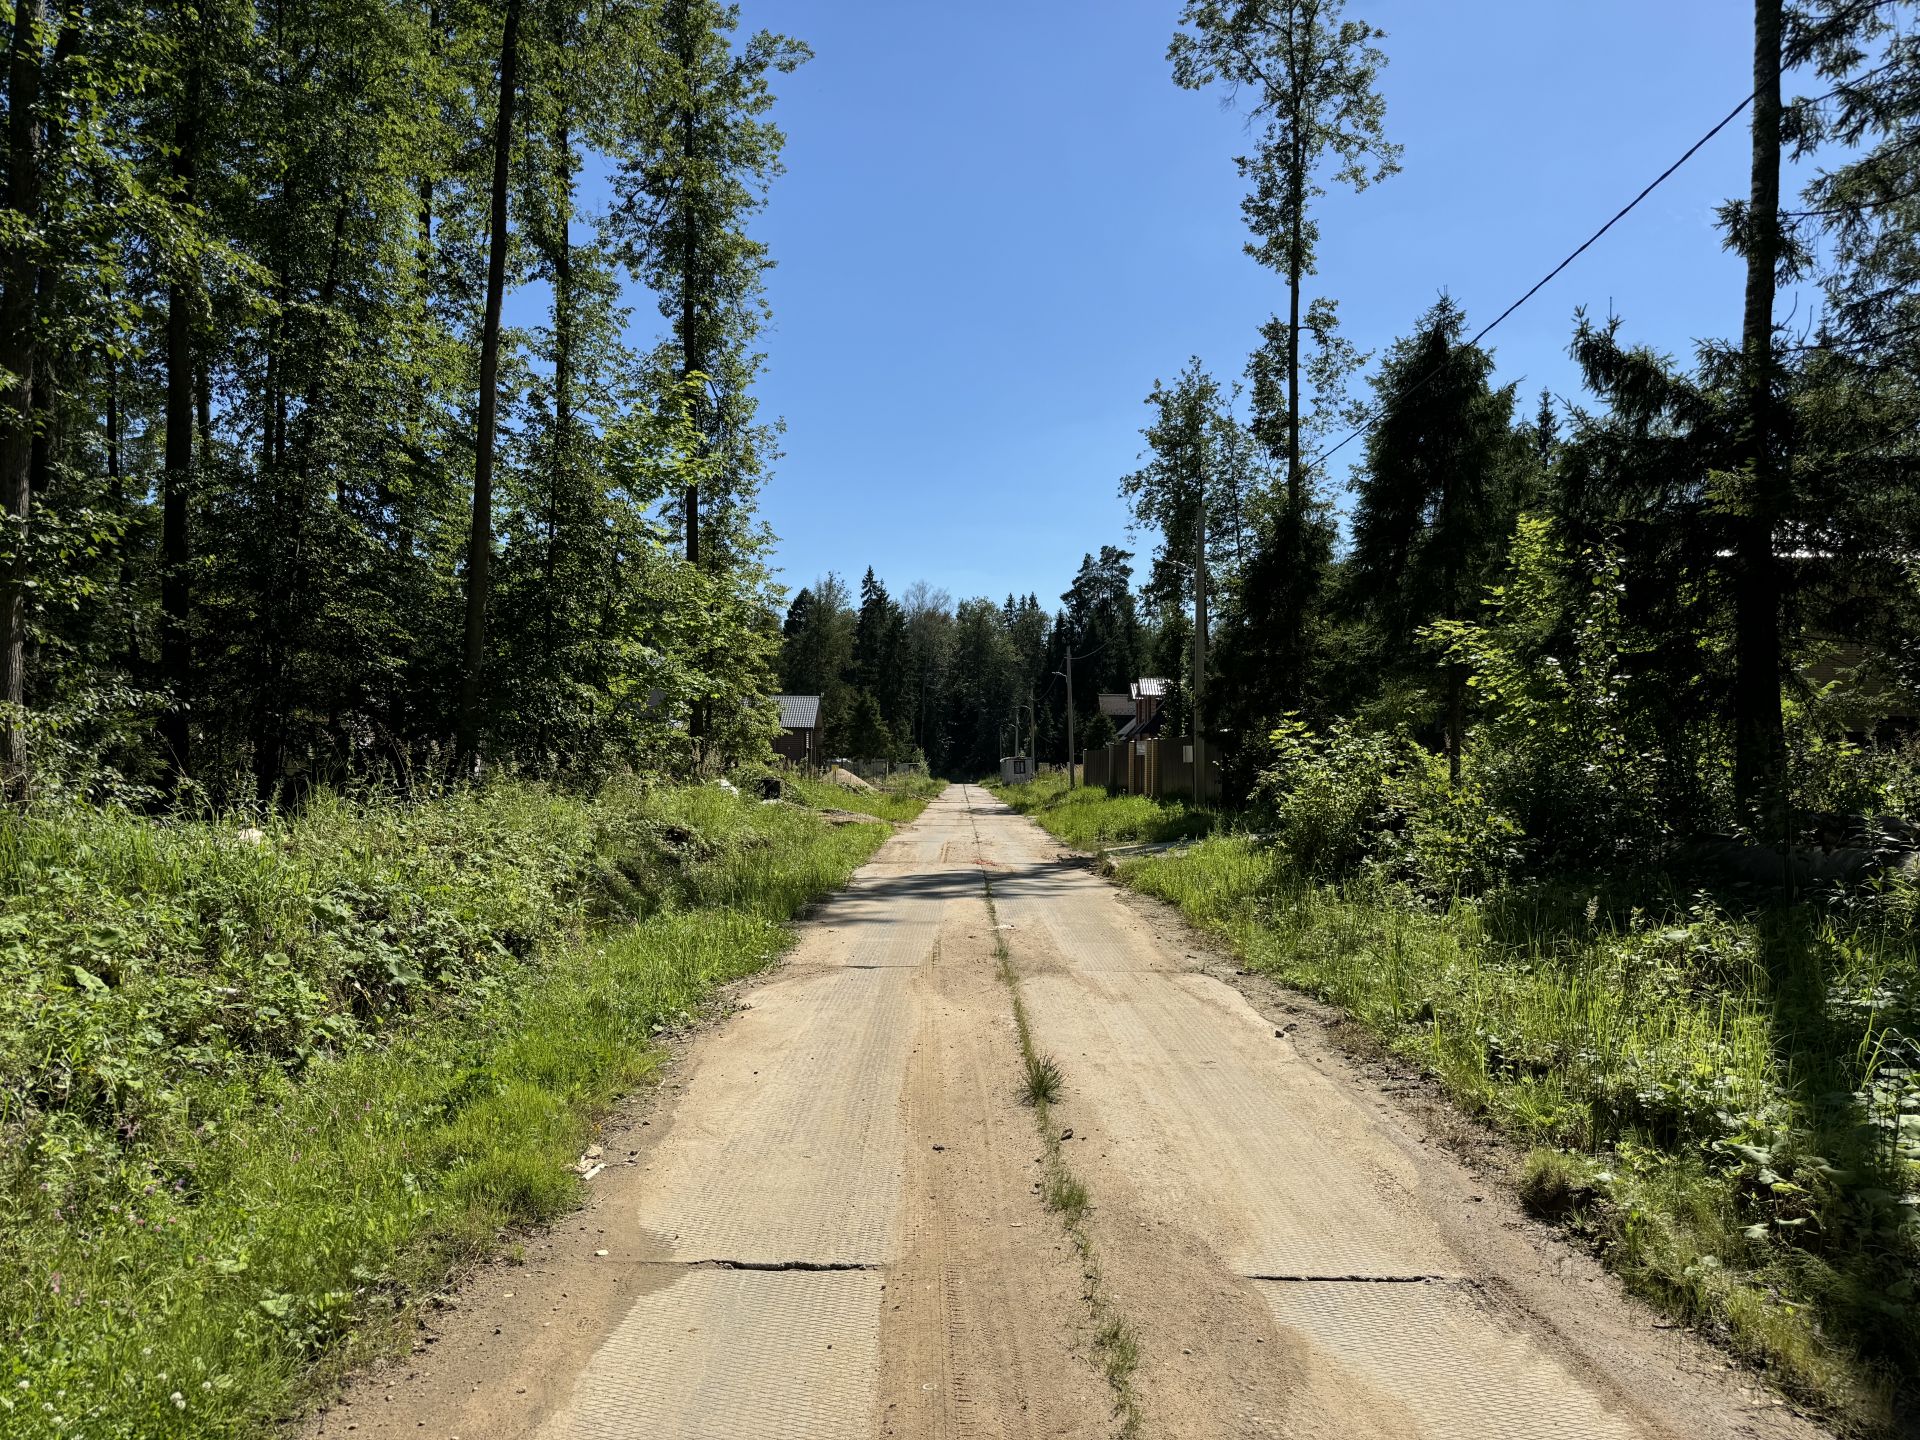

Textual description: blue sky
[670,2,1815,610]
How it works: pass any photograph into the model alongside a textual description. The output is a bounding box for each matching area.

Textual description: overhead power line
[1307,88,1760,471]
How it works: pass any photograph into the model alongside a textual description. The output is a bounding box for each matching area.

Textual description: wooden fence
[1083,734,1221,803]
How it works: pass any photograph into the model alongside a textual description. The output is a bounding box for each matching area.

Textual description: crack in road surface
[313,784,1830,1440]
[635,1259,886,1274]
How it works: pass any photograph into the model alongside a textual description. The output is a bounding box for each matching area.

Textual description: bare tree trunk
[1733,0,1787,825]
[1193,495,1207,802]
[540,113,575,763]
[455,0,520,768]
[1447,666,1465,787]
[678,58,701,571]
[672,1,707,746]
[0,0,44,799]
[160,54,201,787]
[105,342,138,669]
[1283,125,1306,700]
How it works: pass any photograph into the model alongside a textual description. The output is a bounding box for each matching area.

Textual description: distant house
[772,695,822,766]
[1116,677,1168,742]
[1097,693,1134,724]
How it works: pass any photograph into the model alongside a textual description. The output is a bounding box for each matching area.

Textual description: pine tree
[1348,297,1523,781]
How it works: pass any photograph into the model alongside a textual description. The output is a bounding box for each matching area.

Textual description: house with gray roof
[772,695,822,767]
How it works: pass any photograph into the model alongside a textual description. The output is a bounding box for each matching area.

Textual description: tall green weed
[0,781,908,1438]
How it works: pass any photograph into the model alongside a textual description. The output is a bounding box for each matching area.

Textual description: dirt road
[315,784,1827,1439]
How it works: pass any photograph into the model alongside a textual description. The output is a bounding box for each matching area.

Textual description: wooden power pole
[1193,496,1207,803]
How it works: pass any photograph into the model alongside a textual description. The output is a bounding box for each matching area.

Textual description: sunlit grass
[788,772,945,825]
[1010,789,1917,1431]
[986,772,1220,849]
[0,783,890,1439]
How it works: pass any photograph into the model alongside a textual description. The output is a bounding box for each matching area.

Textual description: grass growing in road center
[965,792,1142,1438]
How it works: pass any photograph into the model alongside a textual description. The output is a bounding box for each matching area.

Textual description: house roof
[1097,693,1134,720]
[774,695,821,729]
[1131,677,1168,701]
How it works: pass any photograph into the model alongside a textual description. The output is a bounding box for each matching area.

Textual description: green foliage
[1422,517,1672,863]
[1253,716,1404,876]
[1121,359,1227,610]
[1347,299,1525,717]
[1785,687,1920,823]
[1251,717,1519,897]
[0,782,887,1438]
[5,0,808,801]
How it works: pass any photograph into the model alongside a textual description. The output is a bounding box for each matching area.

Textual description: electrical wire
[1305,88,1761,472]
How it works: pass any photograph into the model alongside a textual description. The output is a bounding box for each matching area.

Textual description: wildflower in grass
[171,1391,185,1409]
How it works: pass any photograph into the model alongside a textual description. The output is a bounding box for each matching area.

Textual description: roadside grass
[0,782,893,1440]
[988,773,1219,850]
[1006,793,1919,1433]
[788,772,946,825]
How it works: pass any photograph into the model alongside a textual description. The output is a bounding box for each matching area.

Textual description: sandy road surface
[314,784,1827,1439]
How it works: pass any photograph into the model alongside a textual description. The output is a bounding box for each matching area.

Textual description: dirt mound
[825,766,877,793]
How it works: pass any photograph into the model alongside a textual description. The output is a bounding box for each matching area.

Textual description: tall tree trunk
[679,95,701,571]
[0,0,44,798]
[541,114,575,762]
[1283,127,1306,698]
[1447,666,1466,786]
[673,3,707,744]
[160,55,201,787]
[1193,495,1207,802]
[455,0,520,767]
[404,2,437,568]
[105,343,138,669]
[1734,0,1786,823]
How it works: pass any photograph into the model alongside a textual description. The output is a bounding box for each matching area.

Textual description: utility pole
[1064,651,1075,788]
[1193,495,1208,803]
[1028,681,1036,767]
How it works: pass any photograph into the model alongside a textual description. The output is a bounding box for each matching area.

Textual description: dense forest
[6,0,1916,836]
[0,0,804,807]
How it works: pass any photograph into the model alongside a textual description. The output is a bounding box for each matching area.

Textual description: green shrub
[1252,717,1407,877]
[1250,718,1521,896]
